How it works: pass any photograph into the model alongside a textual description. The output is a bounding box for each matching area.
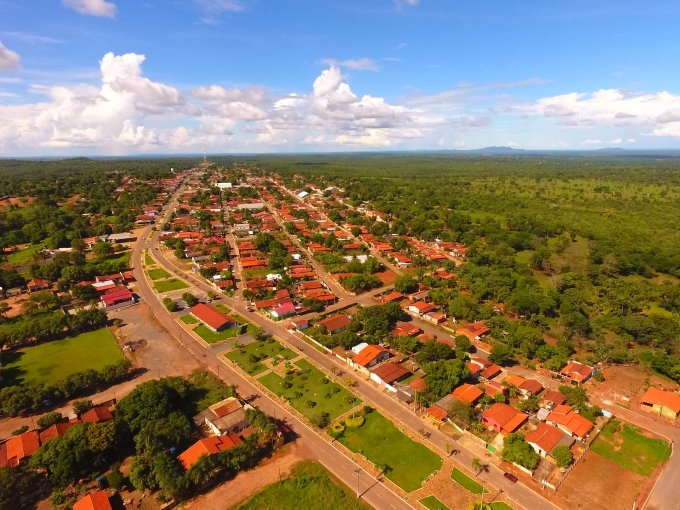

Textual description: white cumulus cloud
[0,41,21,70]
[62,0,117,18]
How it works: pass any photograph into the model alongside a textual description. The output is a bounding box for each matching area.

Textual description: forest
[215,153,680,383]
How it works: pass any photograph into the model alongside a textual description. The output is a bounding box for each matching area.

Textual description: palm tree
[471,457,483,477]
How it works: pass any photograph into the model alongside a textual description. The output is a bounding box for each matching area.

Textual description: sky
[1,0,680,156]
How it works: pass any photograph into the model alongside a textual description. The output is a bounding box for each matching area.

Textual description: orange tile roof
[353,345,389,367]
[73,491,112,510]
[504,374,527,388]
[81,405,113,423]
[482,403,528,434]
[525,423,566,453]
[0,431,40,467]
[39,422,75,444]
[318,313,351,333]
[451,383,484,404]
[190,303,235,331]
[546,405,594,438]
[428,405,448,421]
[178,434,242,470]
[560,361,593,383]
[640,387,680,414]
[371,362,410,384]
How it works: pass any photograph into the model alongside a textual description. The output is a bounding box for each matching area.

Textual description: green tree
[489,343,514,365]
[37,412,63,429]
[502,433,539,470]
[552,445,573,468]
[92,241,114,258]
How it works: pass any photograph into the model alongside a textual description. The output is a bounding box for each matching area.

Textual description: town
[1,157,678,510]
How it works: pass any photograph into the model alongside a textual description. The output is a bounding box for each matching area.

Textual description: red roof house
[640,387,680,419]
[73,491,112,510]
[560,361,594,385]
[190,303,236,332]
[353,345,390,368]
[546,405,594,439]
[481,403,528,435]
[0,430,40,467]
[318,314,351,334]
[178,434,242,470]
[81,405,113,424]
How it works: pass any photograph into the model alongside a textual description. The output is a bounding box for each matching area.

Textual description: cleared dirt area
[0,196,33,211]
[181,442,313,510]
[589,364,679,408]
[555,450,645,510]
[375,269,397,285]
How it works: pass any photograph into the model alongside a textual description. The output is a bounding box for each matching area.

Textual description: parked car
[503,472,518,483]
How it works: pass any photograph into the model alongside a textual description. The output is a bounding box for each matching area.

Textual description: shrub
[345,415,365,428]
[329,421,346,439]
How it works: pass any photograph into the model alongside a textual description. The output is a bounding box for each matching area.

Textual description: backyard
[590,420,671,476]
[232,461,372,510]
[225,338,297,375]
[258,359,358,421]
[338,410,442,492]
[1,328,123,386]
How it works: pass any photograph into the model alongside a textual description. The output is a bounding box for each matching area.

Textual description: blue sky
[1,0,680,155]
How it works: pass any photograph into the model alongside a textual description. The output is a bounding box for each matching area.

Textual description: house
[456,322,490,341]
[26,278,50,293]
[287,318,309,331]
[481,403,528,435]
[178,434,242,470]
[380,291,404,303]
[546,405,594,440]
[353,345,391,368]
[480,363,502,381]
[100,287,134,309]
[428,404,449,422]
[525,423,575,458]
[107,232,135,243]
[0,430,40,467]
[81,404,114,423]
[423,311,447,324]
[318,314,351,334]
[73,491,112,510]
[392,321,422,337]
[271,301,296,319]
[540,390,566,409]
[560,360,594,385]
[639,387,680,420]
[190,303,237,332]
[408,301,437,316]
[39,422,76,444]
[370,362,410,387]
[451,383,484,405]
[504,374,543,399]
[196,397,249,436]
[483,380,508,399]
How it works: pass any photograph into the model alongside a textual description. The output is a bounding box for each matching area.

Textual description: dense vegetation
[222,154,680,382]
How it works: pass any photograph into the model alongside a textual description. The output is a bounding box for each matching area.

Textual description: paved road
[135,200,414,510]
[147,184,562,510]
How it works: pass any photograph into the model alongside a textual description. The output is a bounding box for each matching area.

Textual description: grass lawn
[225,338,297,375]
[258,359,358,421]
[232,460,372,510]
[153,278,189,293]
[590,420,671,476]
[6,241,48,265]
[1,328,123,387]
[451,468,487,494]
[338,411,442,492]
[102,250,131,267]
[490,503,514,510]
[419,495,450,510]
[180,315,198,324]
[148,267,171,280]
[144,252,155,266]
[194,323,255,344]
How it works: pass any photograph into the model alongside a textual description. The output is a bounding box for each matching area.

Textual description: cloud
[193,0,244,24]
[395,0,419,9]
[62,0,117,18]
[525,88,680,138]
[321,58,380,72]
[0,41,20,70]
[1,32,64,45]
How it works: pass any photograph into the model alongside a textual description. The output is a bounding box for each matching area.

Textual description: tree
[471,457,483,476]
[454,335,472,353]
[37,412,62,429]
[448,399,475,429]
[394,274,418,294]
[552,445,573,468]
[488,343,514,365]
[92,241,114,258]
[163,297,179,312]
[182,292,198,307]
[501,433,539,470]
[423,359,470,402]
[415,340,454,364]
[0,465,45,510]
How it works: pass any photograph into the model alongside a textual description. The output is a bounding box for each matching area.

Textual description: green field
[6,241,48,265]
[259,359,357,421]
[194,322,256,344]
[102,250,131,267]
[419,495,450,510]
[1,328,123,386]
[225,338,297,375]
[338,411,442,492]
[590,420,671,476]
[490,503,514,510]
[148,267,170,280]
[232,460,372,510]
[180,315,198,324]
[153,278,189,293]
[451,467,487,494]
[144,252,155,266]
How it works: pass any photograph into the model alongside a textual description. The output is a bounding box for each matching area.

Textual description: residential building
[353,344,391,368]
[0,430,40,467]
[639,387,680,420]
[545,405,594,440]
[177,434,242,470]
[560,360,594,385]
[525,423,575,458]
[318,314,351,334]
[481,403,528,435]
[190,303,237,332]
[73,491,112,510]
